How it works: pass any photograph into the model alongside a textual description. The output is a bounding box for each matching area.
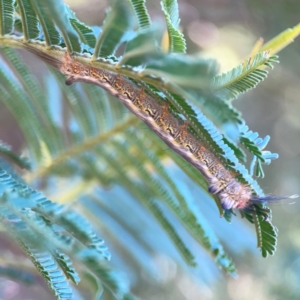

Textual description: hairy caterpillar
[26,48,296,210]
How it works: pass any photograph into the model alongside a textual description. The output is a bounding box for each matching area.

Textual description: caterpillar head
[218,180,252,210]
[219,179,298,211]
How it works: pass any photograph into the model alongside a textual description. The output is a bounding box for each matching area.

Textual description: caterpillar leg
[65,76,75,85]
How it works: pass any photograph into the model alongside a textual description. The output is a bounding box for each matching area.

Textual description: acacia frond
[66,7,96,48]
[15,0,39,40]
[128,0,151,29]
[211,52,279,101]
[161,0,186,53]
[240,126,278,178]
[0,169,123,298]
[93,1,135,59]
[0,0,14,35]
[253,207,278,257]
[0,206,73,299]
[0,1,297,298]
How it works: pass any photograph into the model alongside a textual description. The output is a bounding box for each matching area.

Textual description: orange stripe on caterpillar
[34,50,296,210]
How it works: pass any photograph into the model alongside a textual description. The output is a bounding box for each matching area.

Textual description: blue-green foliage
[0,0,287,298]
[211,52,279,101]
[15,0,40,40]
[161,0,186,53]
[0,167,129,298]
[0,0,14,35]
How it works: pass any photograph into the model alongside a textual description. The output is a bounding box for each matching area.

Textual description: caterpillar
[26,47,296,210]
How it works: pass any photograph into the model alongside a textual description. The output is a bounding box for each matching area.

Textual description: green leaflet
[253,208,278,257]
[0,168,116,298]
[0,205,74,300]
[161,0,186,53]
[241,126,279,178]
[0,0,14,35]
[78,249,130,298]
[0,158,27,184]
[13,17,22,32]
[66,6,96,48]
[142,53,217,88]
[128,0,151,29]
[15,0,39,40]
[1,48,63,155]
[33,0,81,52]
[120,27,160,67]
[222,137,247,164]
[69,17,96,48]
[0,63,46,159]
[93,1,135,59]
[0,170,110,261]
[211,52,279,101]
[54,251,80,285]
[30,0,61,46]
[188,90,243,127]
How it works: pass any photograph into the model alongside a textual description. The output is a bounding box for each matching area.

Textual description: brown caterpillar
[27,48,296,210]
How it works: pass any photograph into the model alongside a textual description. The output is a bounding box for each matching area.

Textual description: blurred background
[0,0,300,299]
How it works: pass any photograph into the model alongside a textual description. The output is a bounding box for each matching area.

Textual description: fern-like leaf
[67,6,96,49]
[15,0,39,40]
[222,137,247,163]
[120,27,159,67]
[211,52,279,101]
[30,0,61,46]
[93,1,135,59]
[253,207,278,257]
[0,0,14,35]
[1,47,63,154]
[240,125,278,178]
[54,251,80,285]
[0,63,46,159]
[58,210,111,259]
[161,0,186,53]
[0,168,118,297]
[0,207,73,300]
[129,0,151,29]
[142,54,216,88]
[37,0,81,52]
[78,249,130,299]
